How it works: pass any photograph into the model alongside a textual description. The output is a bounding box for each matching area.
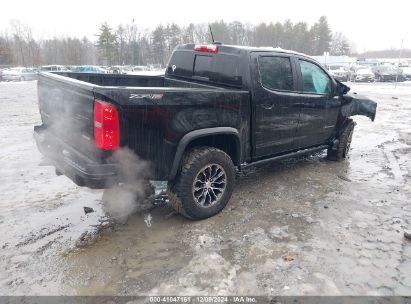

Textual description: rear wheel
[167,147,235,220]
[327,119,355,161]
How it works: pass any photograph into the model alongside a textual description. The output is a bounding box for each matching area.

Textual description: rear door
[251,52,300,158]
[293,58,341,148]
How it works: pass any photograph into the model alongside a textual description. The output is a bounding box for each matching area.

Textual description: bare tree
[10,20,28,66]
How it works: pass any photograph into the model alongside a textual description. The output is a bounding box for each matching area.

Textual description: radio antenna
[209,24,215,44]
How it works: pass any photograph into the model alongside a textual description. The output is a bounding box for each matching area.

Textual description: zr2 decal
[129,94,163,100]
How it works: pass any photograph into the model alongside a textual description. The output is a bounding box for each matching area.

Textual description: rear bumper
[34,125,119,189]
[355,75,374,82]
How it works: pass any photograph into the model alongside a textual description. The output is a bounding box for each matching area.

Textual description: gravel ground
[0,80,410,296]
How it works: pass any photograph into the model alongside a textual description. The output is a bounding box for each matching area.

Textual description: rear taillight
[94,100,120,150]
[194,44,219,53]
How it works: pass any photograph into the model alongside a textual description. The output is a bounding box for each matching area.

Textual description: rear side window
[193,55,213,78]
[258,56,293,91]
[299,60,332,94]
[213,54,241,86]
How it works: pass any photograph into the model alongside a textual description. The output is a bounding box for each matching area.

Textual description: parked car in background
[115,65,133,74]
[353,68,375,82]
[0,68,10,81]
[66,66,80,72]
[40,65,69,72]
[2,67,38,81]
[98,66,109,73]
[57,65,106,73]
[327,65,350,81]
[132,65,149,72]
[401,67,411,80]
[348,65,365,81]
[372,65,405,82]
[127,65,165,76]
[106,67,117,74]
[75,65,107,73]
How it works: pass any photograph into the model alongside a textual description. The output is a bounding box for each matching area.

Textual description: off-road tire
[327,119,355,161]
[167,147,235,220]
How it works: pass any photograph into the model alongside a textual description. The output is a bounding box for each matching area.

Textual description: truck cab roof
[173,43,308,57]
[166,43,312,89]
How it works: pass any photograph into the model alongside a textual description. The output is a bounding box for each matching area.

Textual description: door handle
[261,103,274,110]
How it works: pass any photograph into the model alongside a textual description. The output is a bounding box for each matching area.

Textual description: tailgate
[38,73,97,159]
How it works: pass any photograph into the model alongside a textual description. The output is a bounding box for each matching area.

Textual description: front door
[251,52,301,158]
[293,58,341,148]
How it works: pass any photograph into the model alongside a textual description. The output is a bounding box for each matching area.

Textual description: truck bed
[36,72,250,184]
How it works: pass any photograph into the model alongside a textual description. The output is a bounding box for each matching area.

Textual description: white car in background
[354,68,375,82]
[327,65,349,82]
[0,68,10,81]
[401,67,411,80]
[2,67,38,81]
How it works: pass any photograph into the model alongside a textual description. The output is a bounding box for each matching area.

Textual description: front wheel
[167,147,235,220]
[327,119,355,161]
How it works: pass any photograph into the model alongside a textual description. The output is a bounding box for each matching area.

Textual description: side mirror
[334,80,350,96]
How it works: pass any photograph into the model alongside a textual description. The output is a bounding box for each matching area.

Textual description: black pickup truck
[34,43,377,219]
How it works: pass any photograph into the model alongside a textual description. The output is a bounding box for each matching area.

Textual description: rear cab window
[193,55,213,79]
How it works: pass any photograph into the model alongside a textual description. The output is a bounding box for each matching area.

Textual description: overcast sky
[1,0,409,52]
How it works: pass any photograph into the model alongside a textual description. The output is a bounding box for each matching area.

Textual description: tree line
[0,17,351,67]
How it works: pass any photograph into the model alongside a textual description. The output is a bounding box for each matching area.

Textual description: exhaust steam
[102,148,154,223]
